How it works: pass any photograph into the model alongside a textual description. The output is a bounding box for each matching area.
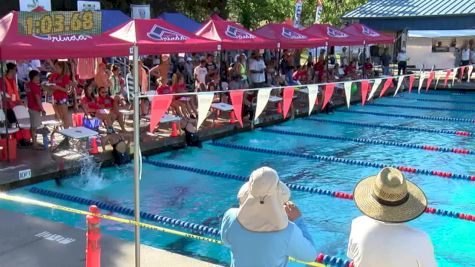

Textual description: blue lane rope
[367,103,475,113]
[29,187,352,267]
[397,97,475,105]
[210,141,475,181]
[28,187,220,236]
[141,159,475,223]
[337,110,475,124]
[304,118,473,137]
[260,128,474,155]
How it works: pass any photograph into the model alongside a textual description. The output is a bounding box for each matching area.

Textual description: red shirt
[345,65,356,76]
[25,81,42,111]
[97,95,114,109]
[156,85,173,95]
[81,96,100,111]
[49,73,71,101]
[0,77,20,109]
[292,70,307,81]
[364,63,373,72]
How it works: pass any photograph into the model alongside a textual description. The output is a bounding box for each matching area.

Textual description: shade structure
[158,12,202,33]
[304,24,364,46]
[254,23,327,49]
[342,23,394,44]
[110,19,219,54]
[0,12,130,60]
[102,10,131,32]
[195,15,275,50]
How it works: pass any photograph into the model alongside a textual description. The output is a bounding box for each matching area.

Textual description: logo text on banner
[147,25,188,41]
[18,11,102,36]
[282,28,307,39]
[225,26,255,40]
[327,27,348,38]
[362,25,379,37]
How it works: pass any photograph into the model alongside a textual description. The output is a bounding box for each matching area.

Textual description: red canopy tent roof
[195,15,275,50]
[109,19,219,54]
[342,23,394,44]
[254,23,327,49]
[0,11,130,60]
[304,24,364,46]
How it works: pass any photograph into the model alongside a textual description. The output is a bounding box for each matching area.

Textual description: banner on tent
[77,1,101,11]
[18,11,102,36]
[131,4,151,19]
[294,0,303,28]
[19,0,51,11]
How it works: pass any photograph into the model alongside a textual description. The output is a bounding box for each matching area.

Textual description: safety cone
[89,137,99,154]
[229,111,236,124]
[170,122,179,137]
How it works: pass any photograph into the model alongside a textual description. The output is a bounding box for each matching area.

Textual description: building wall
[407,37,457,69]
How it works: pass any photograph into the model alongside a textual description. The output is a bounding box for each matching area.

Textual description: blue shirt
[220,208,316,267]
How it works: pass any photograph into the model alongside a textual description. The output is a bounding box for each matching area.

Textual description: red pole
[86,205,101,267]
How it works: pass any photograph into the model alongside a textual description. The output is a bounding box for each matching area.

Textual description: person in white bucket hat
[220,167,316,267]
[347,167,437,267]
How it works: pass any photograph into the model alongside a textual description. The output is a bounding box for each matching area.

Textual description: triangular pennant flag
[283,87,294,119]
[321,83,335,110]
[254,88,272,121]
[434,72,441,89]
[452,68,457,86]
[467,65,474,82]
[344,82,352,108]
[379,78,393,98]
[444,69,452,87]
[196,92,214,129]
[149,95,173,132]
[360,80,369,106]
[229,90,244,127]
[367,78,382,101]
[418,72,425,94]
[426,71,435,91]
[307,84,318,115]
[408,74,415,93]
[394,76,404,96]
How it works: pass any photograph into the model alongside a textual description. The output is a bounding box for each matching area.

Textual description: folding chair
[12,105,30,129]
[0,109,19,136]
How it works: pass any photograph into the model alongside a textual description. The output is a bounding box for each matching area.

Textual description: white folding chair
[0,110,19,135]
[41,102,62,128]
[12,105,30,129]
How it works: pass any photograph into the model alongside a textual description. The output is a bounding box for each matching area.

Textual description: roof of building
[343,0,475,19]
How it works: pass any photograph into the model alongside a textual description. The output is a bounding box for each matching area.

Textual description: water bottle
[42,133,49,150]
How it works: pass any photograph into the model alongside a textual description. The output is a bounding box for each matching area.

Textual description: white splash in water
[72,156,110,191]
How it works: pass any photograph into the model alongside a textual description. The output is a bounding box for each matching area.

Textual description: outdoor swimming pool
[2,91,475,266]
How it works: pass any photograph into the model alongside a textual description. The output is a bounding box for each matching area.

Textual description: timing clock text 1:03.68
[24,12,95,35]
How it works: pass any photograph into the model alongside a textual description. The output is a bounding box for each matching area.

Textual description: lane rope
[25,188,337,267]
[367,103,475,113]
[397,97,475,105]
[210,141,475,182]
[337,110,475,124]
[261,128,473,155]
[143,159,475,223]
[305,117,473,137]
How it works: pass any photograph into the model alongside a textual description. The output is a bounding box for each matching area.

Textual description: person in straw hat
[347,167,437,267]
[220,167,316,267]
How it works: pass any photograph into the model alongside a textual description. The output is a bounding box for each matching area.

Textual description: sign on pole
[77,1,101,11]
[293,0,303,28]
[19,0,51,11]
[315,0,323,23]
[131,4,151,19]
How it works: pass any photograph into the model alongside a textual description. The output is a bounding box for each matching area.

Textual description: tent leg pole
[1,62,9,162]
[132,45,141,267]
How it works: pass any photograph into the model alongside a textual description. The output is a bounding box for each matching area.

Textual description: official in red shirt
[0,63,21,124]
[46,61,71,128]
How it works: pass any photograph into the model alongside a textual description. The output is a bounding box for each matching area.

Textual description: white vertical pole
[132,45,141,267]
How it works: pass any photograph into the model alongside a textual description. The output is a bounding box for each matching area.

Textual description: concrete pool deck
[0,84,474,190]
[0,209,221,267]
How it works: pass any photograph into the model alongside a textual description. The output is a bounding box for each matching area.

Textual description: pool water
[3,91,475,266]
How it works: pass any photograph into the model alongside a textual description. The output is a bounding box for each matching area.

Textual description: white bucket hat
[353,167,427,223]
[237,167,290,232]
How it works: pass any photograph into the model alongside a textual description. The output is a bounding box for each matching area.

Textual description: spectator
[249,51,266,88]
[461,42,471,66]
[470,40,475,64]
[340,47,349,67]
[94,62,111,90]
[381,48,391,76]
[46,61,71,128]
[228,73,242,90]
[184,57,194,86]
[25,70,45,148]
[237,53,249,88]
[266,58,277,86]
[221,167,316,267]
[397,48,408,75]
[314,50,326,82]
[344,60,357,80]
[363,58,374,78]
[347,167,437,267]
[194,59,208,91]
[1,62,20,125]
[97,86,125,132]
[80,81,114,132]
[109,65,122,97]
[292,65,308,85]
[206,54,219,83]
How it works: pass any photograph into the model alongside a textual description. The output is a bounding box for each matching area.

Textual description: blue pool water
[2,91,475,266]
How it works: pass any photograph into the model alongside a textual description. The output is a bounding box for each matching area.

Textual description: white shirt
[397,52,408,62]
[461,48,470,61]
[30,60,41,71]
[249,58,266,83]
[347,216,437,267]
[471,50,475,63]
[193,65,207,87]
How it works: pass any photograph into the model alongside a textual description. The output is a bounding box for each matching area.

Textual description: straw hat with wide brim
[237,167,290,232]
[354,167,427,223]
